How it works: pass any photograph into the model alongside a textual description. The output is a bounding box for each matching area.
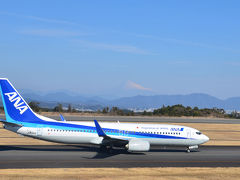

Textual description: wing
[94,120,128,147]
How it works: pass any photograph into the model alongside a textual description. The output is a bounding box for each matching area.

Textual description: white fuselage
[4,121,209,147]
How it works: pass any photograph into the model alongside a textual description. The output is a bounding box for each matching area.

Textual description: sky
[0,0,240,99]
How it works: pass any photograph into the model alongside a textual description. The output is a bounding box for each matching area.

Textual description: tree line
[151,104,226,117]
[28,102,77,113]
[99,104,232,118]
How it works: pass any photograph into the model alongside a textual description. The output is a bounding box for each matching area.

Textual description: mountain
[224,97,240,110]
[110,93,223,109]
[110,93,240,110]
[1,91,240,111]
[16,91,107,110]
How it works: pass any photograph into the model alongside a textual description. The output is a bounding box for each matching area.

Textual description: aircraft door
[37,128,43,136]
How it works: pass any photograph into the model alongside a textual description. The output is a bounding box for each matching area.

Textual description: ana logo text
[5,92,28,115]
[170,128,184,131]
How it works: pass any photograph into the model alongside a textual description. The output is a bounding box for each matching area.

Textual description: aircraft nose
[202,134,209,143]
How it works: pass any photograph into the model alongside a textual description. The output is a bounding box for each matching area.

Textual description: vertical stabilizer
[0,78,41,123]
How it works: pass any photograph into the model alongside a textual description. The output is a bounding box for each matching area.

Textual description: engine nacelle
[126,139,150,152]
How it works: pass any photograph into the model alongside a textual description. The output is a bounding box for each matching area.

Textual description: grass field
[0,168,239,180]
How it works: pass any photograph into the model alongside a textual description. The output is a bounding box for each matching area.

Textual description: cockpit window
[196,131,202,135]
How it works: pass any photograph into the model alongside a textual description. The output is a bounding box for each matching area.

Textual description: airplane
[0,78,209,153]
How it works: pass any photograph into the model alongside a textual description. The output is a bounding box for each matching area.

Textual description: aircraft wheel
[100,145,113,153]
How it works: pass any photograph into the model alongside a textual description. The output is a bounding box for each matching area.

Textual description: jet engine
[125,139,150,152]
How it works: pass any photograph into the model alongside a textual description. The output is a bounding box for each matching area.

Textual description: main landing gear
[99,145,113,153]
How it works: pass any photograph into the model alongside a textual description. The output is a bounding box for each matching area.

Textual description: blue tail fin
[0,78,42,123]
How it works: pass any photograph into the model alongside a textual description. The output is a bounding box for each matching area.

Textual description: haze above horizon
[1,1,240,99]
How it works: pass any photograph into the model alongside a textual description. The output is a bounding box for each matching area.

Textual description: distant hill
[110,93,224,109]
[110,93,240,111]
[0,91,240,111]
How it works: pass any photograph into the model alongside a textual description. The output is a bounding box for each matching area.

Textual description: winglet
[60,114,66,122]
[94,120,106,137]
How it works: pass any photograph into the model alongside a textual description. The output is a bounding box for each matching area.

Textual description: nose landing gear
[186,145,198,153]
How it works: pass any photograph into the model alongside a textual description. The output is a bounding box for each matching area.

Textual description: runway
[0,145,240,168]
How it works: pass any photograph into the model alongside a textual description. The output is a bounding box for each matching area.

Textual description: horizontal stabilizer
[0,119,22,127]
